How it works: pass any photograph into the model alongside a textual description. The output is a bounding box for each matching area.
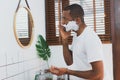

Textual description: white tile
[28,59,39,69]
[0,67,6,80]
[7,64,19,77]
[12,74,25,80]
[0,51,6,66]
[23,61,30,71]
[6,53,14,65]
[6,51,19,65]
[24,71,30,80]
[18,62,24,73]
[12,52,19,63]
[4,77,14,80]
[18,52,24,62]
[20,49,35,61]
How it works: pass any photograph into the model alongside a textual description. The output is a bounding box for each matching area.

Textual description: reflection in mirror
[14,7,34,48]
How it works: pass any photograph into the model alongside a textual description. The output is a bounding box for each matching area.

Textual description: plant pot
[35,69,53,80]
[57,75,66,80]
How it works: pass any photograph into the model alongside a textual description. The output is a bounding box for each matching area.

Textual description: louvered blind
[45,0,111,45]
[16,7,32,46]
[16,8,29,38]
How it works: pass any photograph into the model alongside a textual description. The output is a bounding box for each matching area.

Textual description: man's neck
[76,23,86,36]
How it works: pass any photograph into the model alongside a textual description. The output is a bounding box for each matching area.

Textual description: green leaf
[36,44,42,49]
[36,48,44,54]
[38,53,45,58]
[35,34,51,61]
[43,55,48,61]
[38,35,47,48]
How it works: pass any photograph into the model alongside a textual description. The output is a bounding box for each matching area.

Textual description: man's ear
[75,17,82,24]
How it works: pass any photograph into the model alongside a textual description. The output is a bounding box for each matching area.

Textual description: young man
[50,4,104,80]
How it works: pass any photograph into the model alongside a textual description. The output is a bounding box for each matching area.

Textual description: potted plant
[35,34,52,80]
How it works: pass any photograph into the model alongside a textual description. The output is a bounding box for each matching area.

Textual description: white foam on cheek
[62,24,71,31]
[62,21,79,32]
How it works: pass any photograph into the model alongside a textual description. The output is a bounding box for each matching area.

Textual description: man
[50,4,104,80]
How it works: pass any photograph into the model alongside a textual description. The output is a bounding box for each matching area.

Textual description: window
[45,0,111,45]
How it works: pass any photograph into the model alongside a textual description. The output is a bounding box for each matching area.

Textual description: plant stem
[47,60,49,68]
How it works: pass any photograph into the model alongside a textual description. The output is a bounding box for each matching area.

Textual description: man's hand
[49,66,68,76]
[59,25,71,40]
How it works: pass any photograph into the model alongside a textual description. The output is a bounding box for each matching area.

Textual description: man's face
[62,10,73,25]
[62,10,80,32]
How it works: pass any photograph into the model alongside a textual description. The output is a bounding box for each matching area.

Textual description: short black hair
[63,4,84,23]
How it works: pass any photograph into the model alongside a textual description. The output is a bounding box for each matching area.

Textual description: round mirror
[13,7,34,48]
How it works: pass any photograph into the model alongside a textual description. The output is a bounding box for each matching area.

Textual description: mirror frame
[13,7,34,48]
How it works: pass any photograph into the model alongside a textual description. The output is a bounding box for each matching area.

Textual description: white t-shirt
[68,27,104,80]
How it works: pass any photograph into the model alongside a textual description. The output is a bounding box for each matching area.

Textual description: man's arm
[66,61,104,80]
[59,25,73,65]
[62,39,73,65]
[50,61,104,80]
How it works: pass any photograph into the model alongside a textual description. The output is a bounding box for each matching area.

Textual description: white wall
[0,0,113,80]
[0,0,46,80]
